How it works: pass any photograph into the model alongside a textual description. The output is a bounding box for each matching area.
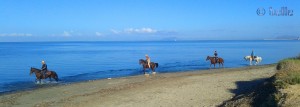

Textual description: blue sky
[0,0,299,41]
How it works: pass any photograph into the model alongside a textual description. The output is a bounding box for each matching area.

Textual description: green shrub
[288,73,300,85]
[273,79,288,89]
[296,54,300,59]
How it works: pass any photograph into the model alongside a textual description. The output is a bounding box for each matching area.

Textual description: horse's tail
[219,58,224,63]
[155,63,159,68]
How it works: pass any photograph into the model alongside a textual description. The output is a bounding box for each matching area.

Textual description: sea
[0,40,300,93]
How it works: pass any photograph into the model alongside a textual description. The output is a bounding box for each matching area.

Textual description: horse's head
[30,67,40,75]
[139,59,145,65]
[244,56,251,61]
[206,56,210,61]
[30,67,34,75]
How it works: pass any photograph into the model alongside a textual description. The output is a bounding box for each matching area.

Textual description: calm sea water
[0,40,300,93]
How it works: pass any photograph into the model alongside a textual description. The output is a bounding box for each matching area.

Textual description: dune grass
[222,55,300,106]
[275,56,300,88]
[265,55,300,105]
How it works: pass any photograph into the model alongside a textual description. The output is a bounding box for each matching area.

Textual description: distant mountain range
[265,36,300,40]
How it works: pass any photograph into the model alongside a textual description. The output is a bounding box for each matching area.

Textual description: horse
[30,67,59,83]
[244,56,262,65]
[206,56,224,68]
[139,59,159,75]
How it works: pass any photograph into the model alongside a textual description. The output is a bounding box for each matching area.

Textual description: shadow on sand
[219,77,277,107]
[229,78,267,95]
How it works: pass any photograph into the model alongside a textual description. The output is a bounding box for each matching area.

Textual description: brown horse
[139,59,159,74]
[206,56,224,68]
[30,67,59,83]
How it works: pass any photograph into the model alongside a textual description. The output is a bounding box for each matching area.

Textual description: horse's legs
[55,77,58,82]
[51,75,56,82]
[143,67,150,78]
[151,67,153,73]
[49,76,52,82]
[35,79,39,84]
[151,67,156,75]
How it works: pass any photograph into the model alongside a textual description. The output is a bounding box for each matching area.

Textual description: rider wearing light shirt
[145,54,151,68]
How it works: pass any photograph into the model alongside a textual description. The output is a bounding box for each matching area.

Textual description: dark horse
[206,56,224,68]
[30,67,59,83]
[139,59,159,74]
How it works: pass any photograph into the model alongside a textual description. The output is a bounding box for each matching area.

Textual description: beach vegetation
[222,55,300,106]
[275,57,300,88]
[271,56,300,105]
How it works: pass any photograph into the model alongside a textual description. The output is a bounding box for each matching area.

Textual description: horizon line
[1,39,296,43]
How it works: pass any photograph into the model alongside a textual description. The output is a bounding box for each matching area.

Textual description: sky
[0,0,299,41]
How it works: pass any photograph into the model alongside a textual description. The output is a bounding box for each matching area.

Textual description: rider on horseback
[145,54,151,68]
[214,51,218,63]
[41,60,48,78]
[251,50,255,61]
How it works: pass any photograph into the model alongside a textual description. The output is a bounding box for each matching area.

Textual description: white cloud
[62,31,71,37]
[0,33,32,37]
[50,31,75,37]
[110,29,120,34]
[125,28,157,33]
[111,28,157,34]
[95,32,103,36]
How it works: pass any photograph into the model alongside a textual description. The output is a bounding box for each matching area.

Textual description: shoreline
[1,64,276,107]
[0,64,275,95]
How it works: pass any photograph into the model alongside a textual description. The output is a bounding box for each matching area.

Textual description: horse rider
[145,54,151,68]
[41,60,48,78]
[214,51,218,62]
[251,50,255,61]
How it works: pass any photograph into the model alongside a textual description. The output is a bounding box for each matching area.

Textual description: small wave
[0,79,60,94]
[61,68,142,83]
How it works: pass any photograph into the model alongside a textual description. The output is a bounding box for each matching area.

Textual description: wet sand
[0,65,276,107]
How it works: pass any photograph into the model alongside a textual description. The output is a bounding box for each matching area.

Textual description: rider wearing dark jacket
[214,51,218,62]
[251,50,255,61]
[214,51,218,57]
[41,60,47,78]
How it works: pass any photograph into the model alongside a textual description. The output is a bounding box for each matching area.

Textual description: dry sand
[0,65,276,107]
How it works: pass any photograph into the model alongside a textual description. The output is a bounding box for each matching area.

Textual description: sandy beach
[0,65,276,107]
